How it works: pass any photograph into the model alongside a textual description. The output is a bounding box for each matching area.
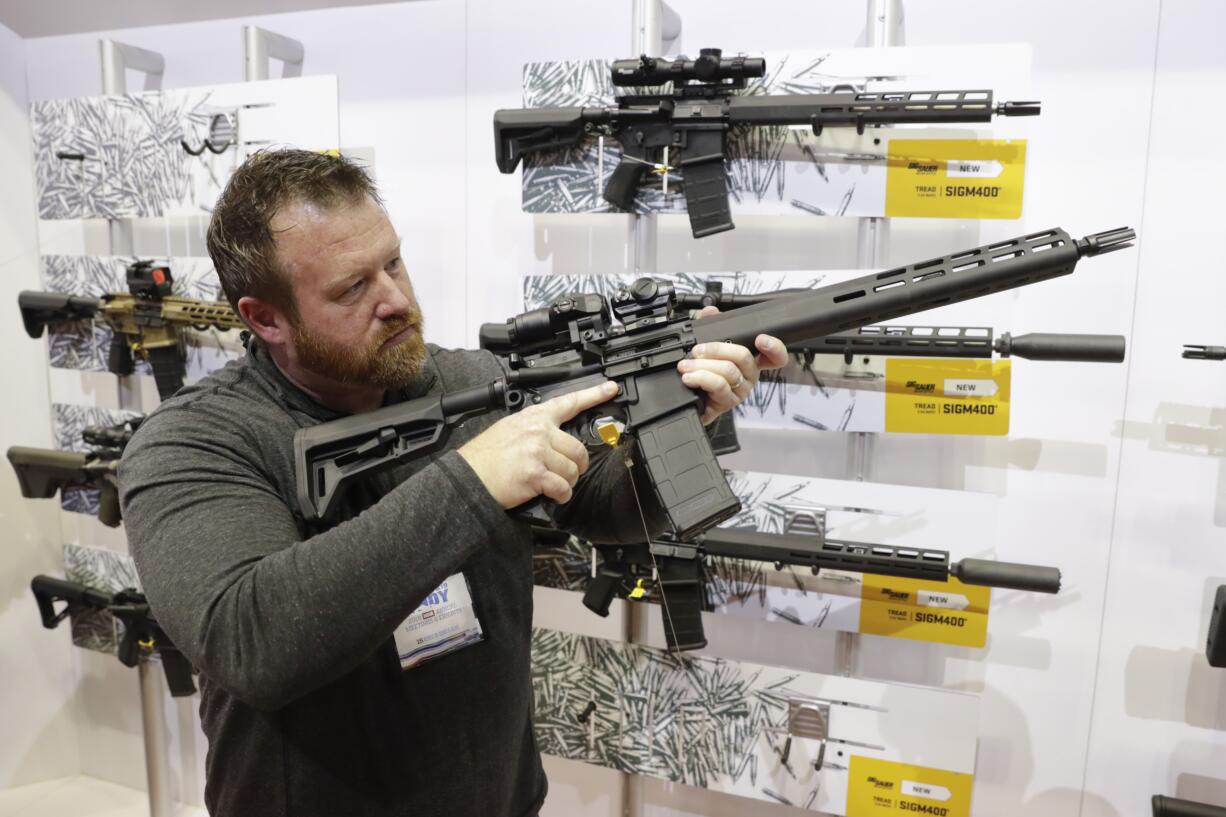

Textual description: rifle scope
[611,48,765,87]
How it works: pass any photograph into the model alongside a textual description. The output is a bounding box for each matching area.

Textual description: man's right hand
[457,380,619,508]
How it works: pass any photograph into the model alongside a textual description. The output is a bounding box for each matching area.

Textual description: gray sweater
[119,338,664,817]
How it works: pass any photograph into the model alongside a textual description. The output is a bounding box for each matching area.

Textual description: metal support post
[837,0,907,680]
[99,37,169,817]
[243,26,305,82]
[865,0,906,48]
[139,663,174,817]
[100,40,164,95]
[626,0,677,276]
[623,10,680,813]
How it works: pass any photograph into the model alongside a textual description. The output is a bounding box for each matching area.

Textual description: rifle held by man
[296,226,1133,541]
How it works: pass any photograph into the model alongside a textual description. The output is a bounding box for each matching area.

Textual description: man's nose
[373,274,414,321]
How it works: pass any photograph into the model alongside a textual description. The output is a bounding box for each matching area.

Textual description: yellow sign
[859,574,990,647]
[884,359,1010,436]
[885,139,1026,219]
[847,756,974,817]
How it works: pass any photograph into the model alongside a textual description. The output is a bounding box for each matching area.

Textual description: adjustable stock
[493,107,592,173]
[6,447,122,528]
[31,575,112,629]
[6,447,92,499]
[18,290,100,338]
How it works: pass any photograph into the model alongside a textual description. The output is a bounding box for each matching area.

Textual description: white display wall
[0,1,1222,816]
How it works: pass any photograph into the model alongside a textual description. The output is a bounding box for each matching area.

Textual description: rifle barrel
[693,228,1133,349]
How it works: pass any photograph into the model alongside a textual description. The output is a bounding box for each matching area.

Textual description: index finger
[543,380,620,424]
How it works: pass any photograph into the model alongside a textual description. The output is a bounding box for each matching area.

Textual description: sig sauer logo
[907,161,939,174]
[881,588,912,602]
[905,380,936,393]
[867,776,896,790]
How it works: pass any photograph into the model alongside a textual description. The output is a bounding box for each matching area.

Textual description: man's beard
[290,310,427,390]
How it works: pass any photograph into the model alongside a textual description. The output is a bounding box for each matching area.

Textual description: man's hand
[677,306,789,425]
[458,380,618,508]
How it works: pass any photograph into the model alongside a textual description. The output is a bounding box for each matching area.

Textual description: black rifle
[575,523,1061,651]
[31,575,196,696]
[6,418,142,527]
[1183,345,1226,361]
[295,227,1133,539]
[19,261,242,400]
[494,48,1039,238]
[1154,796,1226,817]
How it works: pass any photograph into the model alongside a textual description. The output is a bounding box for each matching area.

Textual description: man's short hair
[206,149,381,321]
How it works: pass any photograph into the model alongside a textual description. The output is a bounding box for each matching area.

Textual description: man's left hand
[677,307,789,425]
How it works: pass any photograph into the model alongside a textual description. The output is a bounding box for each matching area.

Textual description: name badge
[393,573,485,670]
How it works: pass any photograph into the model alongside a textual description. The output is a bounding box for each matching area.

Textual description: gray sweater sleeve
[119,405,512,711]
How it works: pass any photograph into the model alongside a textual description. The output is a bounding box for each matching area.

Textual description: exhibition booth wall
[0,2,1222,816]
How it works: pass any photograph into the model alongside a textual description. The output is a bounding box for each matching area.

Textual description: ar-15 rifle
[6,417,143,527]
[1153,796,1226,817]
[295,226,1133,539]
[19,261,243,401]
[31,575,196,696]
[1183,345,1226,361]
[494,48,1039,238]
[574,516,1061,652]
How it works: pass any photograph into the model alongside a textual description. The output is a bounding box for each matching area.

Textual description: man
[120,149,786,817]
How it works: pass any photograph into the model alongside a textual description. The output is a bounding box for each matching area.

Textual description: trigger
[594,418,623,448]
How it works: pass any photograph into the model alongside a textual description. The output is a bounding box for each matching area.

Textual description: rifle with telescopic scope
[295,226,1134,542]
[495,47,1040,237]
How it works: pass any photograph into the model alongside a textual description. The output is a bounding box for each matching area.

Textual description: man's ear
[238,296,291,346]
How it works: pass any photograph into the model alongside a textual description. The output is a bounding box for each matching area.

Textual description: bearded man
[119,149,786,817]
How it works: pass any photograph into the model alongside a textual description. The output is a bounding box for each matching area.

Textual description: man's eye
[386,257,402,273]
[346,280,364,296]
